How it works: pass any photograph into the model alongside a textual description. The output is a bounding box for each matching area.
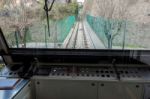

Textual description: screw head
[37,81,40,85]
[136,85,139,88]
[101,84,104,86]
[91,83,95,86]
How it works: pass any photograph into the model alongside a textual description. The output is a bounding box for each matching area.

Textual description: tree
[66,0,71,3]
[2,0,41,47]
[94,0,127,49]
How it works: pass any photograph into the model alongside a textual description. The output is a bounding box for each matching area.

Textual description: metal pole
[45,25,48,48]
[15,31,19,48]
[122,21,126,49]
[54,21,57,48]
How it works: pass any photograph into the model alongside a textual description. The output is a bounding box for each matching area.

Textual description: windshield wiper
[44,0,56,37]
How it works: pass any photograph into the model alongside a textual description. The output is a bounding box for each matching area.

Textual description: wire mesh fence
[6,16,75,48]
[86,14,150,49]
[86,15,108,47]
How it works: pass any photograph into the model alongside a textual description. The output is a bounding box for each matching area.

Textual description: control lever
[20,58,39,78]
[72,66,76,77]
[112,59,120,80]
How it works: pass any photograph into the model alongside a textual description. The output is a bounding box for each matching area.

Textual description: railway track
[83,21,96,49]
[65,22,79,48]
[82,22,98,49]
[68,21,89,49]
[82,22,89,49]
[64,21,97,49]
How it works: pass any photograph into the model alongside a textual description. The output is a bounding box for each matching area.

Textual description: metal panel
[14,82,32,99]
[144,84,150,99]
[98,82,126,99]
[35,80,97,99]
[0,80,29,99]
[123,83,143,99]
[98,82,143,99]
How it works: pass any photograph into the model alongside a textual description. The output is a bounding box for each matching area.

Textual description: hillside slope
[84,0,150,49]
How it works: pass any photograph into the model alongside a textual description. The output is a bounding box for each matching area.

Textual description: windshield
[0,0,150,49]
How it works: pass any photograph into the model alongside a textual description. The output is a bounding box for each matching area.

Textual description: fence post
[45,25,48,48]
[15,31,19,48]
[122,21,126,49]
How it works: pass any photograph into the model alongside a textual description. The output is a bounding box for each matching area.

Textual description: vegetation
[84,0,150,49]
[0,0,78,47]
[49,2,78,20]
[0,63,4,70]
[103,19,125,49]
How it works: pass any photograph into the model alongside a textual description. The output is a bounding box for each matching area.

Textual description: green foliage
[25,16,75,43]
[6,32,16,47]
[49,2,78,20]
[0,1,77,47]
[0,64,3,70]
[24,27,32,43]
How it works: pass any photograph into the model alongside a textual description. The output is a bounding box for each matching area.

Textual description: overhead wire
[44,0,56,37]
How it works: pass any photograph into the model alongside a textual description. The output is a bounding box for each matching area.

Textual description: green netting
[9,16,75,48]
[35,15,76,43]
[86,15,108,47]
[86,15,125,48]
[87,14,150,49]
[57,16,76,42]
